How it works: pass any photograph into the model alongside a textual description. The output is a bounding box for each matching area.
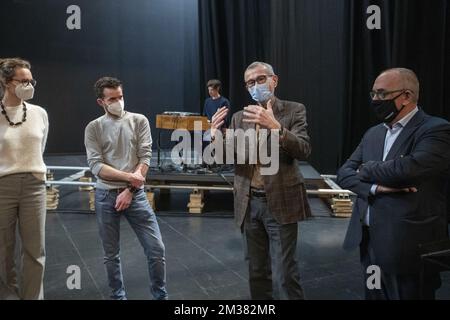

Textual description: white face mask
[106,99,125,117]
[15,83,34,101]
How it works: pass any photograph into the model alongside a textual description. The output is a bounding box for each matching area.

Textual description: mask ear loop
[397,92,409,114]
[401,90,413,107]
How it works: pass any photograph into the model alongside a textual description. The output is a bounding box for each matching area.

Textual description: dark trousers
[243,196,304,300]
[360,226,440,300]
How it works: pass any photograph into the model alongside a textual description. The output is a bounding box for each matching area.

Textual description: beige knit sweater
[0,102,48,180]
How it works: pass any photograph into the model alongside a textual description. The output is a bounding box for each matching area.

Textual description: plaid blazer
[228,97,312,228]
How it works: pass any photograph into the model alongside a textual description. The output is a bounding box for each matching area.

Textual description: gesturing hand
[242,99,281,130]
[211,106,229,138]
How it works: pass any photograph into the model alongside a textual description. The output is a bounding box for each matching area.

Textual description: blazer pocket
[402,215,439,225]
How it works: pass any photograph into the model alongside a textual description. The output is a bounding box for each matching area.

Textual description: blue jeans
[95,188,167,300]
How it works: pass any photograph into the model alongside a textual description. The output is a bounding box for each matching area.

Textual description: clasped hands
[115,170,146,212]
[357,163,418,195]
[375,185,418,195]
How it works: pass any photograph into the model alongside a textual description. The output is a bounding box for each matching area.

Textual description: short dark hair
[207,79,222,91]
[94,77,122,99]
[0,57,31,90]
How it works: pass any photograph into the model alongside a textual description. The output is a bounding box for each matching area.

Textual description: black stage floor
[2,154,449,300]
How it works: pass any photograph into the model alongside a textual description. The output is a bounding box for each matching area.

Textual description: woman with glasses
[0,58,48,300]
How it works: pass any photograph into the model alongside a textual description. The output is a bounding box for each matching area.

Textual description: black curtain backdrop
[199,0,353,173]
[1,1,449,173]
[343,0,450,158]
[0,0,200,154]
[199,0,271,110]
[199,0,450,173]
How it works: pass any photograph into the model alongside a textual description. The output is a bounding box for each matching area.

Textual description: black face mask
[371,92,406,124]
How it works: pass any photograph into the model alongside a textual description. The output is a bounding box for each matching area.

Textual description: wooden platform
[156,114,211,131]
[147,162,322,187]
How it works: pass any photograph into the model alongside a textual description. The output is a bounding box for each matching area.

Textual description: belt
[250,188,266,198]
[108,188,128,194]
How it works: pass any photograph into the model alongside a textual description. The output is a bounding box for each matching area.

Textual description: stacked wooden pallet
[89,190,95,212]
[187,189,204,214]
[146,191,156,211]
[79,177,94,191]
[46,171,59,211]
[329,195,353,218]
[46,186,59,210]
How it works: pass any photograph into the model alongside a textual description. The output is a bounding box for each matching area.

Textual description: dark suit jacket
[228,97,312,228]
[337,109,450,274]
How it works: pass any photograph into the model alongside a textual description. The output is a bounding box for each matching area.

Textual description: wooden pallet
[46,186,59,211]
[89,190,95,211]
[146,191,156,211]
[187,189,205,214]
[79,177,94,191]
[327,195,353,218]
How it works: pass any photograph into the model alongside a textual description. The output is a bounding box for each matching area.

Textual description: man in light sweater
[84,77,167,300]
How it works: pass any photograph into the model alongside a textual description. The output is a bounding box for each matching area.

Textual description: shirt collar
[384,106,419,130]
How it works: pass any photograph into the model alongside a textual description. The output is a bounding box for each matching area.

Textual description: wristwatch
[127,185,138,193]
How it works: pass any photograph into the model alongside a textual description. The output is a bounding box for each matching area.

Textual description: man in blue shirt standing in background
[203,79,230,138]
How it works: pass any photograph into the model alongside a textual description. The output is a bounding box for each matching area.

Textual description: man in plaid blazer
[211,62,312,300]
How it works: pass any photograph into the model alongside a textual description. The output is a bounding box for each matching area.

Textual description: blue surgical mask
[248,82,273,103]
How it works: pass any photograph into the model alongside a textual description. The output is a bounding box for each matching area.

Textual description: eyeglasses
[369,89,407,100]
[245,75,273,88]
[12,78,37,87]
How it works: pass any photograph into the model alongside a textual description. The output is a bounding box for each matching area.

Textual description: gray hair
[245,61,275,76]
[381,67,420,103]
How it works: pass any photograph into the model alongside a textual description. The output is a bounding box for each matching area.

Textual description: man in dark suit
[337,68,450,300]
[210,62,311,299]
